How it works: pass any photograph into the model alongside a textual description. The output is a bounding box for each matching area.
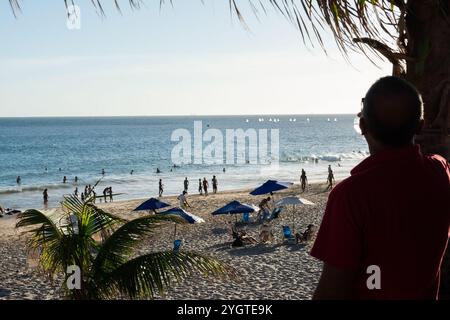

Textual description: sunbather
[295,224,316,244]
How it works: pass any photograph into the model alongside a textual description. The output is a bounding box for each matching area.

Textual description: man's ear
[359,117,368,135]
[415,119,424,134]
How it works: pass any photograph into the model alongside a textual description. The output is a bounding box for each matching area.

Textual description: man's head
[360,76,423,149]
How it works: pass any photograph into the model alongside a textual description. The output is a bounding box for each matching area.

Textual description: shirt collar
[351,144,422,175]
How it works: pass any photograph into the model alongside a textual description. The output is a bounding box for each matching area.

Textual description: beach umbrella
[133,197,170,213]
[158,207,204,240]
[211,200,258,222]
[249,180,293,196]
[275,196,315,231]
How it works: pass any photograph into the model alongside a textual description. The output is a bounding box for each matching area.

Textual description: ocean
[0,115,368,210]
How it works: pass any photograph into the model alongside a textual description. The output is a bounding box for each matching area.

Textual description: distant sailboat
[334,118,338,122]
[327,118,331,122]
[306,118,310,122]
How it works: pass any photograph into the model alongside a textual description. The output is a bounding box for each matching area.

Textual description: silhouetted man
[311,76,450,300]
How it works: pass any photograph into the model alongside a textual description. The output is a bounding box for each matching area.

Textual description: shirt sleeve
[310,183,364,270]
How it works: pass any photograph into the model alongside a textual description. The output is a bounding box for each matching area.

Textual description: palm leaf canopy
[7,0,413,61]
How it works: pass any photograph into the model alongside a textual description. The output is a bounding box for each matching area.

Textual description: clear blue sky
[0,0,391,117]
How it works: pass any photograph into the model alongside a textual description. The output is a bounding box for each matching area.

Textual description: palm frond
[16,209,62,247]
[62,195,123,238]
[92,214,185,275]
[99,251,231,299]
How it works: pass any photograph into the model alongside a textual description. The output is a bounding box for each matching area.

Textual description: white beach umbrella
[275,196,315,231]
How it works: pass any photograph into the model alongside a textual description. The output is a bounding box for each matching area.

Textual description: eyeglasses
[357,98,365,118]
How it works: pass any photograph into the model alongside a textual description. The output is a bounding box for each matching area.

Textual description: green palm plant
[16,195,230,300]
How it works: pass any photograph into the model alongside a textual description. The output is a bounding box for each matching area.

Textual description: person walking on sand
[103,187,109,203]
[311,76,450,300]
[74,187,78,197]
[158,179,163,197]
[198,179,203,195]
[212,175,218,194]
[300,169,308,192]
[326,168,335,190]
[178,191,190,209]
[184,177,189,193]
[109,186,113,202]
[43,189,48,204]
[202,178,209,196]
[16,176,21,185]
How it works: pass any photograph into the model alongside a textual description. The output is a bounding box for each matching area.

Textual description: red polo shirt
[310,145,450,299]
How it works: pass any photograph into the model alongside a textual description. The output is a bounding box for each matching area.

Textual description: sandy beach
[0,182,332,300]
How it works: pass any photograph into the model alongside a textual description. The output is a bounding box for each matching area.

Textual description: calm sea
[0,115,368,209]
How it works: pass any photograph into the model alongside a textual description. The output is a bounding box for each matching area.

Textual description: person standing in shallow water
[311,76,450,300]
[300,169,308,192]
[184,177,189,193]
[43,189,48,204]
[198,179,203,195]
[16,176,21,185]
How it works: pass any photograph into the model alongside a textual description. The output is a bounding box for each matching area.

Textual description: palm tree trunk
[404,0,450,300]
[405,0,450,160]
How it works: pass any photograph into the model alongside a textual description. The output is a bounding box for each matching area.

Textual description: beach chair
[282,226,296,244]
[242,212,250,223]
[173,239,183,252]
[269,207,283,220]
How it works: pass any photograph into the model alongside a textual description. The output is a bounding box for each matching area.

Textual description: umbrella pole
[174,223,177,241]
[292,204,295,232]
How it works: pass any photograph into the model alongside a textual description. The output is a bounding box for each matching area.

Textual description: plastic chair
[173,239,182,252]
[269,207,282,220]
[282,226,296,244]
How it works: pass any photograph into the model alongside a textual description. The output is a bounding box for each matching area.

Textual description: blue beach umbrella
[212,200,259,222]
[212,200,258,215]
[133,198,170,212]
[249,180,293,196]
[158,207,205,240]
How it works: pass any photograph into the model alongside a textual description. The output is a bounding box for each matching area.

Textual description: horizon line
[0,113,356,119]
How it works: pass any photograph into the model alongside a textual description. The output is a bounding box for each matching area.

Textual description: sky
[0,0,392,117]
